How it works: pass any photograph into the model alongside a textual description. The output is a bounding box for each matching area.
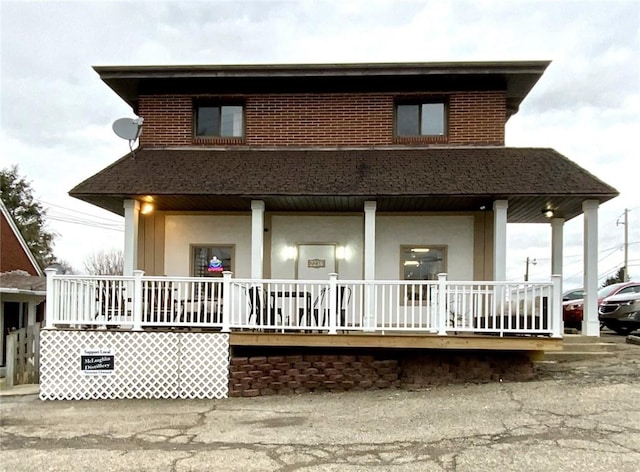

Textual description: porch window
[195,104,244,137]
[395,102,446,136]
[191,245,234,277]
[401,246,446,301]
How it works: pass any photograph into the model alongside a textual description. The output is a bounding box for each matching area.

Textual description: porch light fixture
[411,248,430,253]
[542,209,554,218]
[140,202,154,214]
[283,246,297,261]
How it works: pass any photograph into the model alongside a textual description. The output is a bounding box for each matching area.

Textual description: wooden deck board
[229,332,563,351]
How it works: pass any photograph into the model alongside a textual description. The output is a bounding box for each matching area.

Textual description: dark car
[563,282,640,329]
[598,285,640,335]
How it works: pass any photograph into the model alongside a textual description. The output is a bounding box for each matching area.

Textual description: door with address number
[297,244,336,280]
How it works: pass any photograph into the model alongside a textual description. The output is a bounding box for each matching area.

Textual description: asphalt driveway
[1,334,639,471]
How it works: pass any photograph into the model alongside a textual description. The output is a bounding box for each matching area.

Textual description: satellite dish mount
[112,117,144,154]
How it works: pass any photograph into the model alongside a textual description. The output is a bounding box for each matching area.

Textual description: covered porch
[69,148,619,337]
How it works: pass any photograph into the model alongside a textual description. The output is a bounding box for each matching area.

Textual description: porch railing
[44,269,562,338]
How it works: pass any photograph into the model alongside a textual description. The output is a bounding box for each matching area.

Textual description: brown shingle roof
[0,271,46,293]
[70,147,617,223]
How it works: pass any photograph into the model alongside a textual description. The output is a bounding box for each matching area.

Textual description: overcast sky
[1,0,639,286]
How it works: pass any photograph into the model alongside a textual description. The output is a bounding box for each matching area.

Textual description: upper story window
[395,102,446,136]
[195,104,244,138]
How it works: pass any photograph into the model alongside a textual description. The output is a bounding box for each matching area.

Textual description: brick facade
[228,349,534,397]
[138,91,506,147]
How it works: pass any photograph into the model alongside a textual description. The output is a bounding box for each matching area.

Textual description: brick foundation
[399,351,535,389]
[228,349,535,397]
[229,354,401,397]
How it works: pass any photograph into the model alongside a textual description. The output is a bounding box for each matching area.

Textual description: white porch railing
[44,269,562,338]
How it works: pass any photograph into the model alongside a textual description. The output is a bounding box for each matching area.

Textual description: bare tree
[84,249,124,275]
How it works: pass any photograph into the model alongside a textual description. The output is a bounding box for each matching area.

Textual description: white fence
[44,270,562,338]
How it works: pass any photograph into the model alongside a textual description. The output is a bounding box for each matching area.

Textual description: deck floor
[229,331,563,351]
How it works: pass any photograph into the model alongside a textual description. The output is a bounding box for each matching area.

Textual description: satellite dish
[113,117,144,141]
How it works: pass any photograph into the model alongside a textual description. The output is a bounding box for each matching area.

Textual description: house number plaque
[307,258,326,268]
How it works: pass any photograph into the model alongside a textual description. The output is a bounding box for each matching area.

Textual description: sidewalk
[0,378,39,397]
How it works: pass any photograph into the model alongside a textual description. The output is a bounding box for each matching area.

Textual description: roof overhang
[93,61,551,119]
[0,287,46,297]
[70,147,617,224]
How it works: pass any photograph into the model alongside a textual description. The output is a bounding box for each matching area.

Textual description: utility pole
[525,256,537,282]
[617,209,629,282]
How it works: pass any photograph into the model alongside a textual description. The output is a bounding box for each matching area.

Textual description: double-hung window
[195,104,244,138]
[396,102,446,137]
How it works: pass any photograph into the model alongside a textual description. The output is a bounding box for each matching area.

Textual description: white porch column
[492,200,508,281]
[364,201,377,280]
[583,200,600,336]
[123,199,140,276]
[551,217,564,277]
[363,201,377,330]
[27,301,37,326]
[251,200,265,279]
[551,218,565,334]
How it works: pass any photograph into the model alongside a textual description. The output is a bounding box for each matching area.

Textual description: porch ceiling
[70,147,618,224]
[76,194,599,224]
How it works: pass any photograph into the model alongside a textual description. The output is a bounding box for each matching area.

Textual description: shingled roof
[70,147,617,223]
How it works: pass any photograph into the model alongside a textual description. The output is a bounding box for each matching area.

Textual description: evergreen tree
[0,165,56,269]
[601,267,627,288]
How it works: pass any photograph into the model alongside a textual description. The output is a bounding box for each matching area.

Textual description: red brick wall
[400,351,535,388]
[138,91,506,147]
[229,354,400,397]
[228,349,534,397]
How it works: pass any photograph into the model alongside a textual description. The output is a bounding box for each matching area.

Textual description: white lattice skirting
[39,330,229,400]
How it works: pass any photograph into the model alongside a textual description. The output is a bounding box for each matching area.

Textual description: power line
[39,199,122,223]
[46,214,124,232]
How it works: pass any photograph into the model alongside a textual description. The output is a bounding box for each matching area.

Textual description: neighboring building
[0,199,45,374]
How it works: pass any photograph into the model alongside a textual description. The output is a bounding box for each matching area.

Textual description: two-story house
[39,61,617,399]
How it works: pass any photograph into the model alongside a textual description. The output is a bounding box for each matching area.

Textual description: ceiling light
[542,209,554,218]
[140,203,154,214]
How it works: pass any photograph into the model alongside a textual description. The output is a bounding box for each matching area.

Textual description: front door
[297,244,336,280]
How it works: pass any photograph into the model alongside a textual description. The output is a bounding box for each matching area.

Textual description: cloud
[1,0,639,277]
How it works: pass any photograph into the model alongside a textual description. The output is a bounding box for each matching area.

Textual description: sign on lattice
[39,330,229,400]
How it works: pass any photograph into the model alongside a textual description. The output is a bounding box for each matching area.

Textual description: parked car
[563,282,640,329]
[563,288,585,301]
[598,285,640,335]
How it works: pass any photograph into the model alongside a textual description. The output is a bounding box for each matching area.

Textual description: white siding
[164,215,252,277]
[270,215,364,280]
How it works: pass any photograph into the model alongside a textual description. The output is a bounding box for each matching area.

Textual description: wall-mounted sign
[307,258,326,269]
[81,348,115,375]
